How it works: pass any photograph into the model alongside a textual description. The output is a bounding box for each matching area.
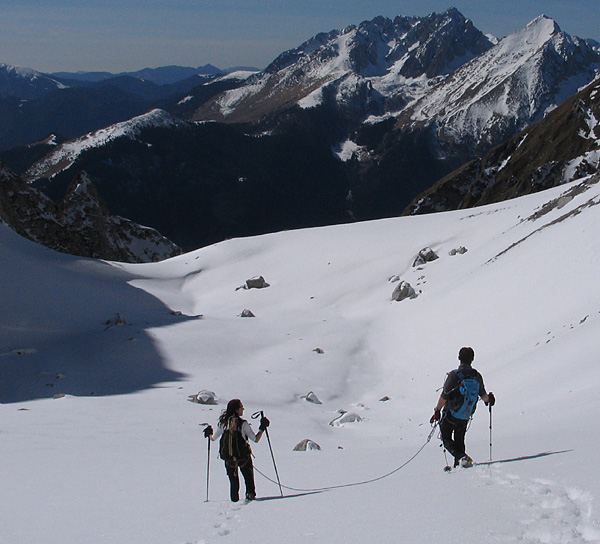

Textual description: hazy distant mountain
[51,64,225,85]
[0,61,259,152]
[0,63,67,100]
[0,85,152,152]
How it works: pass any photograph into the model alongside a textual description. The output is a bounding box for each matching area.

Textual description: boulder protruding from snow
[246,276,270,289]
[240,309,255,317]
[391,281,417,302]
[188,390,218,405]
[449,246,468,256]
[302,391,322,404]
[293,439,322,451]
[413,247,439,267]
[104,313,126,328]
[329,411,363,426]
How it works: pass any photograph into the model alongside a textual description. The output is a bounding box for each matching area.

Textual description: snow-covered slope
[25,109,182,181]
[2,170,600,543]
[402,15,600,153]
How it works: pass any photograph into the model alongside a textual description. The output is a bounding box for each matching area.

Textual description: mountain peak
[523,14,561,41]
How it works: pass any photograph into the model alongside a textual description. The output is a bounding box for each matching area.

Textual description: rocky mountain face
[0,164,181,262]
[20,118,351,251]
[396,16,600,156]
[335,15,600,219]
[183,11,600,222]
[2,9,599,253]
[192,8,493,124]
[404,77,600,214]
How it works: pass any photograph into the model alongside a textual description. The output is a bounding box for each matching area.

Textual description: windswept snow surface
[2,175,600,543]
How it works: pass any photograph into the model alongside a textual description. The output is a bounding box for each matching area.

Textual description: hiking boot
[459,455,473,468]
[245,493,255,501]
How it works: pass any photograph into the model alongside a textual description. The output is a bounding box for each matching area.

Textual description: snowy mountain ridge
[401,15,600,153]
[404,75,600,215]
[192,8,493,123]
[25,109,181,181]
[192,11,600,161]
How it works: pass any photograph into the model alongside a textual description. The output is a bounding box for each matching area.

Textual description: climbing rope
[253,422,439,493]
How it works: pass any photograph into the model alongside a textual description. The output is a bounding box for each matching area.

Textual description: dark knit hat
[458,347,475,363]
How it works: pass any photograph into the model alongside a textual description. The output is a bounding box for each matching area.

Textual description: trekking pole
[201,424,211,502]
[488,405,493,462]
[253,410,283,497]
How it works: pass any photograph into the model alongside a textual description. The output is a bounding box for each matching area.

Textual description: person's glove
[259,417,270,431]
[203,425,213,438]
[430,409,441,424]
[486,392,495,407]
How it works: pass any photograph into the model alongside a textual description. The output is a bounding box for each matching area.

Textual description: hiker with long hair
[204,399,269,502]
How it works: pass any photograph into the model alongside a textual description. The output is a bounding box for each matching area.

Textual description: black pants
[225,457,256,502]
[440,413,469,466]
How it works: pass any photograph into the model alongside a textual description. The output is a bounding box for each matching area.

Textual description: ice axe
[252,410,283,497]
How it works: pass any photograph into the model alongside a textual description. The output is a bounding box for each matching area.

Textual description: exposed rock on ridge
[404,77,600,215]
[0,164,181,262]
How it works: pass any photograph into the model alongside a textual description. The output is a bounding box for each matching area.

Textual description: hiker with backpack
[203,399,270,502]
[430,347,495,468]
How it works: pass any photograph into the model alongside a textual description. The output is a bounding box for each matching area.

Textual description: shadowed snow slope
[2,174,600,543]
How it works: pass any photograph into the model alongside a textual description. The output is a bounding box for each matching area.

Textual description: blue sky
[2,0,599,73]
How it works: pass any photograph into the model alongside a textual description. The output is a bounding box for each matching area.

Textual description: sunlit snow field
[2,175,600,543]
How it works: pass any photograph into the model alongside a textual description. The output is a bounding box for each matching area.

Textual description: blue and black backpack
[448,370,480,420]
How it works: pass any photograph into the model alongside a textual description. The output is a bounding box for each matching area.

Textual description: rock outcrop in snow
[391,281,417,302]
[0,63,68,100]
[293,439,322,451]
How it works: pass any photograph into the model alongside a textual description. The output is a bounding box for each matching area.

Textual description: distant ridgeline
[1,9,599,253]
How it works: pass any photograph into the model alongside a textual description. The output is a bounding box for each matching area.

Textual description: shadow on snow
[0,227,193,403]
